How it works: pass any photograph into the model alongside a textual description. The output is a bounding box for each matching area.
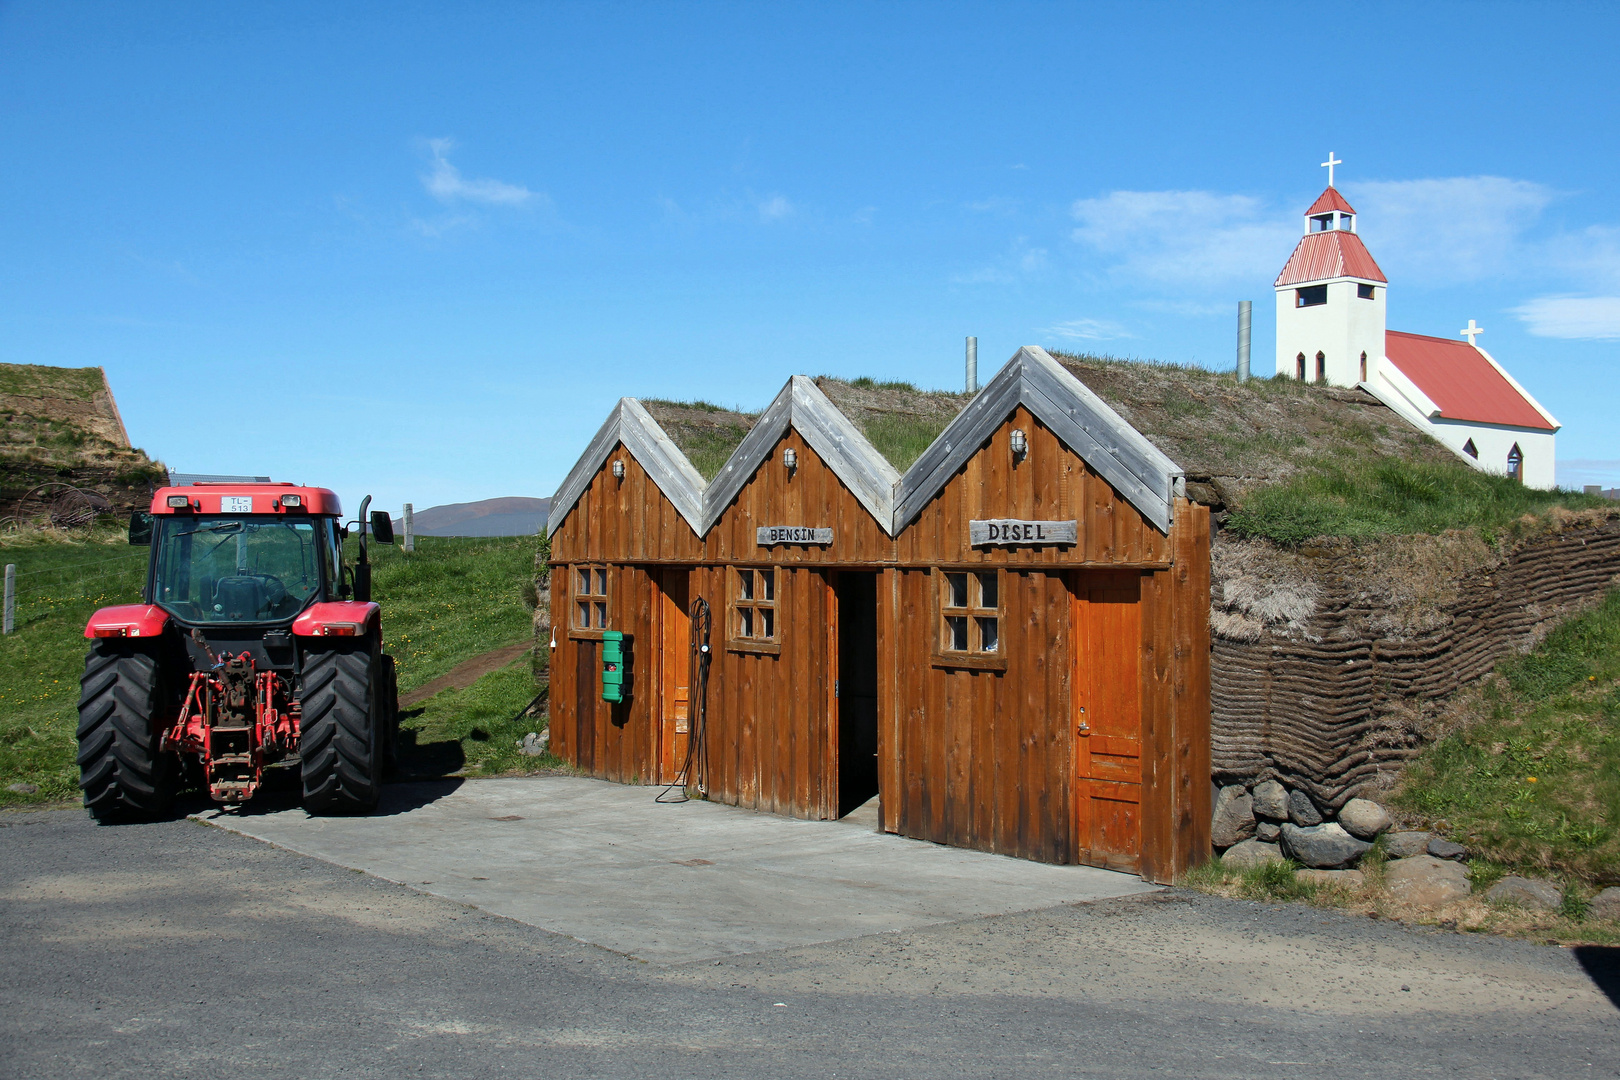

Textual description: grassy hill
[0,529,548,808]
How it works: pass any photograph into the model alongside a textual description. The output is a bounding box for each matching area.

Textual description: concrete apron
[194,776,1159,965]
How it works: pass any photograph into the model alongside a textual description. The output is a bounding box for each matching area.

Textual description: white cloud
[1069,190,1298,287]
[421,138,536,206]
[1543,225,1620,290]
[1512,296,1620,340]
[756,194,794,222]
[1344,176,1553,281]
[1043,317,1131,341]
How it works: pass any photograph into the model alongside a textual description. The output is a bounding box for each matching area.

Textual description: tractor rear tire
[380,653,399,777]
[300,642,384,813]
[76,640,176,822]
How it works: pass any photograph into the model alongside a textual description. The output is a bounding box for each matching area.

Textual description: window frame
[931,566,1007,671]
[1357,283,1376,300]
[1296,285,1328,308]
[727,565,781,655]
[568,563,613,640]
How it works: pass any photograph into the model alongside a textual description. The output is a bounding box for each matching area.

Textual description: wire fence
[2,549,149,633]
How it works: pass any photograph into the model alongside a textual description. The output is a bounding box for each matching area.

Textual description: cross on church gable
[1321,152,1342,187]
[1460,319,1484,346]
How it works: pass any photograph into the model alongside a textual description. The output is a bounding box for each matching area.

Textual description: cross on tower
[1460,319,1484,346]
[1321,152,1342,187]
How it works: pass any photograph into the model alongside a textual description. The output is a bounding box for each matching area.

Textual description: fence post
[4,564,14,634]
[403,503,415,553]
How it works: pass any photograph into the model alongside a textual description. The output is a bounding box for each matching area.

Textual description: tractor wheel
[299,642,384,813]
[76,640,177,821]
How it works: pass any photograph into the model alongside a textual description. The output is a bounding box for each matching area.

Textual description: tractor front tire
[300,643,384,813]
[77,641,176,822]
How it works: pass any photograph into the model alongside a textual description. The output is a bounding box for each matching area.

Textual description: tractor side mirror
[370,511,395,544]
[128,511,152,546]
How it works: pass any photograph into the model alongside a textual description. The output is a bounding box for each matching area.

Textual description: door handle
[1077,723,1090,734]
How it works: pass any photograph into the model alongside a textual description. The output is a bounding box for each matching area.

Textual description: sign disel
[757,526,834,546]
[969,519,1078,546]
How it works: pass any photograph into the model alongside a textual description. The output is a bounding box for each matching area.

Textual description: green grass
[678,423,754,480]
[825,375,923,393]
[861,414,953,472]
[0,528,544,807]
[398,656,560,778]
[1225,456,1608,545]
[1397,589,1620,882]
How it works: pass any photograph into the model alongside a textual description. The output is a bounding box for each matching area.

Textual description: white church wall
[1273,278,1386,387]
[1430,421,1558,491]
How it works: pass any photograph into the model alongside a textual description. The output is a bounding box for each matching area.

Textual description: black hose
[656,596,711,804]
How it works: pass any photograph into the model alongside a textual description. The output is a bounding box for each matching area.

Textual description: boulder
[1256,820,1282,843]
[518,730,550,757]
[1251,780,1290,821]
[1280,822,1371,869]
[1296,868,1365,889]
[1485,876,1563,912]
[1587,887,1620,921]
[1337,798,1393,841]
[1384,831,1433,859]
[1385,855,1471,908]
[1427,837,1468,861]
[1211,785,1257,849]
[1288,790,1323,827]
[6,782,38,794]
[1222,839,1285,870]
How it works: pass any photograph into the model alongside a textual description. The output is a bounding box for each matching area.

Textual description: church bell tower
[1274,153,1388,387]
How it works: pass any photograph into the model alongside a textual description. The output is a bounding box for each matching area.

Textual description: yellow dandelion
[1527,776,1538,783]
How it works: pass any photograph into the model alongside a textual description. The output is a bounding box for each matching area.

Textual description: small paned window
[939,570,1000,656]
[1296,285,1327,308]
[573,565,610,631]
[1462,438,1479,459]
[731,567,777,645]
[1357,283,1375,299]
[1507,444,1524,482]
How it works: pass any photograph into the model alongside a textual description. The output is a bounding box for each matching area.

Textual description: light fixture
[166,495,191,509]
[782,448,797,471]
[279,493,302,508]
[1009,429,1028,459]
[611,459,625,479]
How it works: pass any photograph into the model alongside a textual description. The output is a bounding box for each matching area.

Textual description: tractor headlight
[279,494,302,508]
[166,495,191,509]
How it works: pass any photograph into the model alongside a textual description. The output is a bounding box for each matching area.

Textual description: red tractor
[76,483,399,820]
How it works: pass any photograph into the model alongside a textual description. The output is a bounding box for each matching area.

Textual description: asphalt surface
[3,803,1619,1080]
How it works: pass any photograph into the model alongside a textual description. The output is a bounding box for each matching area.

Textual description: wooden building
[546,347,1211,883]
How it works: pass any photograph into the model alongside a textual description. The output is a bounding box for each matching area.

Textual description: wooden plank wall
[550,443,704,565]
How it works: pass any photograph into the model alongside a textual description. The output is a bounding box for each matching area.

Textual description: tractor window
[153,516,323,624]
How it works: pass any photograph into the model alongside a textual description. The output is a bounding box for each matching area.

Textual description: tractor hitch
[162,652,300,803]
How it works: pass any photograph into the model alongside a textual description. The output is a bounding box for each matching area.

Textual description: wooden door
[1071,571,1143,872]
[656,569,691,784]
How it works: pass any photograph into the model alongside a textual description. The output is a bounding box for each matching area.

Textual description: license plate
[221,496,253,513]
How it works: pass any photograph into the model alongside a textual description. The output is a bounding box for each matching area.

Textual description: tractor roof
[150,483,341,516]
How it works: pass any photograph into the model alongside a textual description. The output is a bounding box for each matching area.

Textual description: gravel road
[3,806,1617,1080]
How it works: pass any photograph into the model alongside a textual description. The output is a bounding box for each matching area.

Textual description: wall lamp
[1009,429,1028,460]
[611,459,626,480]
[782,447,798,472]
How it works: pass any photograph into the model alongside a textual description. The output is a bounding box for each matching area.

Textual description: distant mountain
[394,496,550,538]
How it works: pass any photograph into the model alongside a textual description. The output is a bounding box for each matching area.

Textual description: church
[1273,155,1560,489]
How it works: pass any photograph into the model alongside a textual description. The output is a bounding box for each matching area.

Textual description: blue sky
[3,2,1618,516]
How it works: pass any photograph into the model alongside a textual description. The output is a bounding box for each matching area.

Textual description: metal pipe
[1236,301,1252,382]
[966,336,978,394]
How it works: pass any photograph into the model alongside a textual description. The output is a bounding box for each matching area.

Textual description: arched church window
[1463,438,1479,459]
[1296,353,1306,380]
[1315,352,1325,383]
[1507,444,1523,482]
[1359,352,1367,382]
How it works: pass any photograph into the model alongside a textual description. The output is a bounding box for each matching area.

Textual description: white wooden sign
[969,519,1078,546]
[757,526,834,545]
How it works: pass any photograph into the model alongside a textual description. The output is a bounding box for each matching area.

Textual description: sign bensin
[757,526,834,546]
[969,519,1078,546]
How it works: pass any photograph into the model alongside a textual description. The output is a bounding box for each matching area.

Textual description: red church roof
[1384,331,1555,431]
[1306,187,1356,215]
[1274,230,1387,287]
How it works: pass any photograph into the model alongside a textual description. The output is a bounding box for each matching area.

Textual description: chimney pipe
[966,336,978,393]
[1236,301,1252,382]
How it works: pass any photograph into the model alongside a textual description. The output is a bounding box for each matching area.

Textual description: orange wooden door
[1071,571,1143,872]
[657,569,691,784]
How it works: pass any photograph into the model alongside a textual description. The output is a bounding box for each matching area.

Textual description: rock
[1256,820,1282,843]
[1280,822,1372,869]
[1222,839,1285,869]
[1485,876,1563,912]
[1337,798,1393,841]
[1211,785,1257,848]
[1296,868,1365,889]
[518,730,550,757]
[1385,855,1472,908]
[1288,790,1323,827]
[1427,837,1468,861]
[1587,887,1620,921]
[6,782,38,794]
[1384,831,1433,859]
[1251,780,1290,821]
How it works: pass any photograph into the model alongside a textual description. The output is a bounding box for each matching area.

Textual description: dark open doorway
[834,571,879,817]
